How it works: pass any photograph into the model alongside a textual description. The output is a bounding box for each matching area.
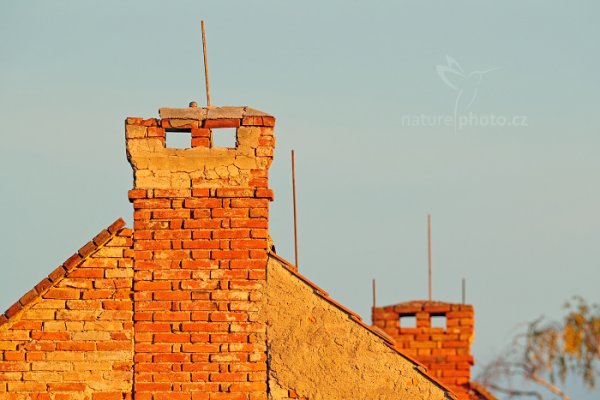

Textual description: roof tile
[78,241,97,258]
[19,289,39,306]
[34,278,52,293]
[48,266,67,282]
[63,253,82,271]
[93,229,112,246]
[108,218,127,234]
[5,302,23,318]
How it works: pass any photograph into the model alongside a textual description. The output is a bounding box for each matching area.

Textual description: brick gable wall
[0,222,133,400]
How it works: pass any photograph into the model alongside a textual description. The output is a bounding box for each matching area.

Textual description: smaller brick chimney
[372,301,474,400]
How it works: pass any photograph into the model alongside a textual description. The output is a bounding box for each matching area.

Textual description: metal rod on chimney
[428,214,432,301]
[372,279,377,308]
[292,150,299,268]
[462,278,466,304]
[201,20,211,107]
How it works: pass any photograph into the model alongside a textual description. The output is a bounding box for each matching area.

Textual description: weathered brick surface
[0,226,133,399]
[372,300,475,400]
[127,107,275,400]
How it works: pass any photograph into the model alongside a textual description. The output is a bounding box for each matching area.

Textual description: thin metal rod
[462,278,466,304]
[201,20,211,107]
[428,214,432,301]
[291,150,299,268]
[372,279,377,308]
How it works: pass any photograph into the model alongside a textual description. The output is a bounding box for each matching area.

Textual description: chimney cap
[158,106,271,121]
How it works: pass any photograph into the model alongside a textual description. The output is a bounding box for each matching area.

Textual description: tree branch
[529,372,570,400]
[484,383,543,399]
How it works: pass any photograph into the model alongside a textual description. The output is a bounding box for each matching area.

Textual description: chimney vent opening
[399,315,416,328]
[431,314,447,330]
[166,129,192,149]
[211,128,237,148]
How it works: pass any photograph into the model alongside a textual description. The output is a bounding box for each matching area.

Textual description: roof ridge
[266,251,457,400]
[0,218,128,327]
[469,382,497,400]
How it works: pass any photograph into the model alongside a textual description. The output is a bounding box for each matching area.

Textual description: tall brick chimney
[372,301,475,400]
[126,106,275,400]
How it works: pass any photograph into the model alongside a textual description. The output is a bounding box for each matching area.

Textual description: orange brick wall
[372,301,474,400]
[126,112,275,400]
[0,225,133,400]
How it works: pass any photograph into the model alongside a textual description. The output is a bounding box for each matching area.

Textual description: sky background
[1,1,599,398]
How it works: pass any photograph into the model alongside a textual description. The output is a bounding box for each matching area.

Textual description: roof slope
[469,382,497,400]
[263,252,456,400]
[0,218,134,398]
[0,218,127,326]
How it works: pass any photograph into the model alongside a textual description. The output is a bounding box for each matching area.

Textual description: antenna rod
[428,214,432,301]
[201,20,211,107]
[372,279,377,308]
[462,278,466,304]
[291,150,299,268]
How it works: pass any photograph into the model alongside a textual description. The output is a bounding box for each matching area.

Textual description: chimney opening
[166,129,192,149]
[431,314,447,330]
[399,314,416,328]
[211,127,237,148]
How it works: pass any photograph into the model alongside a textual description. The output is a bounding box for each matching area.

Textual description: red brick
[31,332,71,341]
[126,117,143,125]
[241,116,263,126]
[4,302,23,318]
[261,116,275,126]
[213,230,249,239]
[230,240,266,250]
[204,119,240,128]
[254,189,274,199]
[108,218,127,233]
[78,241,97,258]
[18,289,39,306]
[128,189,147,200]
[211,250,248,260]
[210,394,246,400]
[191,138,210,147]
[215,188,254,198]
[33,278,53,294]
[93,229,112,246]
[147,126,165,136]
[210,312,247,322]
[191,188,210,197]
[153,209,191,219]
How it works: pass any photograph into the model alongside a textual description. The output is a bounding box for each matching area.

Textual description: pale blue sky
[1,2,599,398]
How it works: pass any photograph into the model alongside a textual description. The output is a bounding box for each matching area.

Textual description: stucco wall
[262,256,453,400]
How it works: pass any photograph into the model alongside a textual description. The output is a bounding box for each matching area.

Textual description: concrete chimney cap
[158,106,271,121]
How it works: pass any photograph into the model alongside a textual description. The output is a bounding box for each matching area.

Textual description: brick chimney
[372,301,474,400]
[126,106,275,400]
